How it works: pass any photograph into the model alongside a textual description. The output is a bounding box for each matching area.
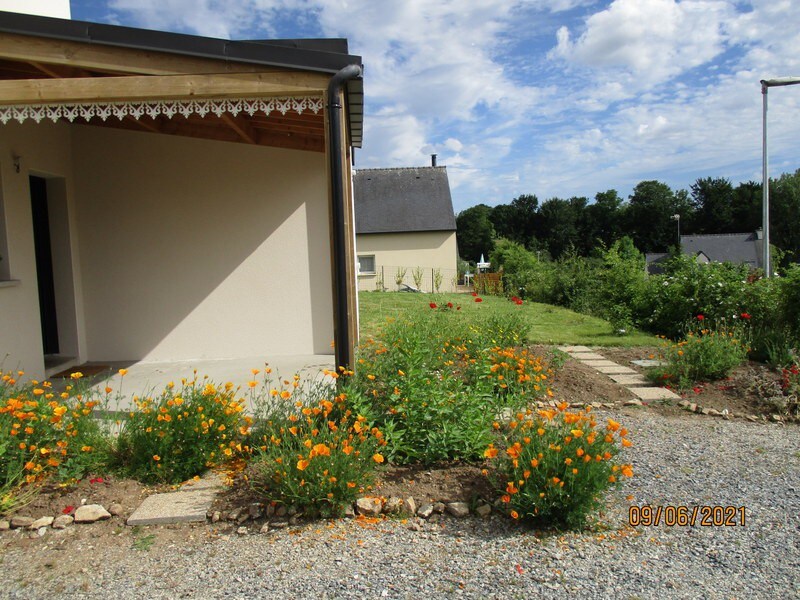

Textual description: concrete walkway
[73,354,335,412]
[558,345,679,401]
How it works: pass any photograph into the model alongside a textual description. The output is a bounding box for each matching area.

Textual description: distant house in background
[646,230,764,274]
[354,157,458,292]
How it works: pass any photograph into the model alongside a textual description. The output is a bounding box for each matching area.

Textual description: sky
[66,0,800,213]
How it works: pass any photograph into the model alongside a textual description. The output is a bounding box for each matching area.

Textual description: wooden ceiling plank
[220,113,256,144]
[0,72,326,105]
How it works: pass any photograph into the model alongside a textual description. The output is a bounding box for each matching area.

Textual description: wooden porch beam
[0,72,326,105]
[0,32,304,76]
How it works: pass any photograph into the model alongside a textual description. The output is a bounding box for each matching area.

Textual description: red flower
[429,302,437,309]
[514,299,523,305]
[62,505,75,515]
[511,296,520,302]
[447,302,453,309]
[696,314,705,321]
[740,313,751,320]
[471,292,478,297]
[475,297,483,303]
[89,477,105,484]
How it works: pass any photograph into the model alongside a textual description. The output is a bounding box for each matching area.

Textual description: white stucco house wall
[354,162,458,292]
[0,11,363,379]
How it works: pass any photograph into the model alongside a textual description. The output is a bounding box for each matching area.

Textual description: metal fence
[357,265,460,293]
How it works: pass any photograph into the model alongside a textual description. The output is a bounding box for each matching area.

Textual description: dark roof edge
[356,166,447,172]
[0,11,362,73]
[357,228,457,235]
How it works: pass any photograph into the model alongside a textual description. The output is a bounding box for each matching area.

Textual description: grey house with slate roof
[646,230,764,274]
[354,162,458,292]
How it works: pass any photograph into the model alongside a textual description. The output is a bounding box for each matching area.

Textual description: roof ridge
[682,232,755,238]
[355,166,446,172]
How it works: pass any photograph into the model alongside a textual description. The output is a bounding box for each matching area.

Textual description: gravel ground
[3,409,799,600]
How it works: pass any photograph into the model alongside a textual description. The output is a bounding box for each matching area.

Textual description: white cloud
[551,0,733,86]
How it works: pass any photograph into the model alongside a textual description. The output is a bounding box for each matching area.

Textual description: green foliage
[456,204,495,263]
[647,318,749,389]
[350,301,552,464]
[248,386,383,518]
[0,371,110,513]
[484,405,633,529]
[111,380,251,484]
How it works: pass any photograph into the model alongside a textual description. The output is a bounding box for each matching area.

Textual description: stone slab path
[127,472,224,526]
[558,345,680,401]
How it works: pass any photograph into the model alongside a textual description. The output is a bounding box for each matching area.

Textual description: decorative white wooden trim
[0,96,324,125]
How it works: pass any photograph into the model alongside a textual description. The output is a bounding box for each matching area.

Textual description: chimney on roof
[431,153,437,167]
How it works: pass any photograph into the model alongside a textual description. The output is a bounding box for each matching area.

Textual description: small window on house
[357,255,376,275]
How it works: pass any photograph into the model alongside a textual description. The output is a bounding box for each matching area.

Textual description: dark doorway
[30,176,60,355]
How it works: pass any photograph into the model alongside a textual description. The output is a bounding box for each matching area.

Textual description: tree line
[456,169,800,266]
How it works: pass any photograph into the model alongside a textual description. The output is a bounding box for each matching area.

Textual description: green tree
[770,169,800,264]
[624,181,691,252]
[456,204,495,262]
[690,177,735,233]
[731,181,762,233]
[585,189,624,249]
[539,197,581,259]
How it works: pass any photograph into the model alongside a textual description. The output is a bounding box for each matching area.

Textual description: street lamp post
[760,77,800,277]
[671,214,680,246]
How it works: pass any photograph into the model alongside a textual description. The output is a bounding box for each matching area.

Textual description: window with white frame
[357,255,376,275]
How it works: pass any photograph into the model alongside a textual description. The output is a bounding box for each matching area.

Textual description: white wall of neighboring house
[0,0,71,18]
[355,230,458,292]
[0,121,334,378]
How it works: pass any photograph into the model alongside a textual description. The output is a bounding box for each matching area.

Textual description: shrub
[0,370,108,512]
[350,299,547,464]
[647,316,749,389]
[248,383,384,517]
[111,378,251,484]
[483,403,633,529]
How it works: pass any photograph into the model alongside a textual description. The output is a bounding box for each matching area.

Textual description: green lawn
[358,291,658,347]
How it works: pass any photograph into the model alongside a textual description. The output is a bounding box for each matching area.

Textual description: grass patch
[358,292,657,347]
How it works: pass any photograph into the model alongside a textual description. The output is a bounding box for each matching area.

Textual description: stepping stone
[582,360,620,368]
[569,352,607,360]
[557,346,591,352]
[627,386,680,401]
[631,359,666,367]
[127,489,218,526]
[180,472,225,492]
[594,365,638,374]
[608,374,649,386]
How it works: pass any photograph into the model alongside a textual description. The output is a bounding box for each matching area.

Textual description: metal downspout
[327,64,361,369]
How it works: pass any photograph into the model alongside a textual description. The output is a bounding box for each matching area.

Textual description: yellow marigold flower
[621,465,634,478]
[347,482,356,488]
[33,389,44,396]
[297,459,310,471]
[248,381,257,388]
[153,455,160,461]
[81,446,93,452]
[510,510,519,519]
[118,369,128,376]
[70,372,83,380]
[622,438,633,448]
[372,453,385,463]
[607,419,621,432]
[483,446,498,459]
[570,429,584,438]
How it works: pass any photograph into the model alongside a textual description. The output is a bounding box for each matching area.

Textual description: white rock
[52,515,74,529]
[355,497,383,517]
[108,503,124,516]
[0,520,10,530]
[475,504,492,518]
[403,497,417,516]
[28,516,54,530]
[383,497,404,514]
[10,516,34,529]
[416,504,434,519]
[74,504,111,523]
[446,502,470,518]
